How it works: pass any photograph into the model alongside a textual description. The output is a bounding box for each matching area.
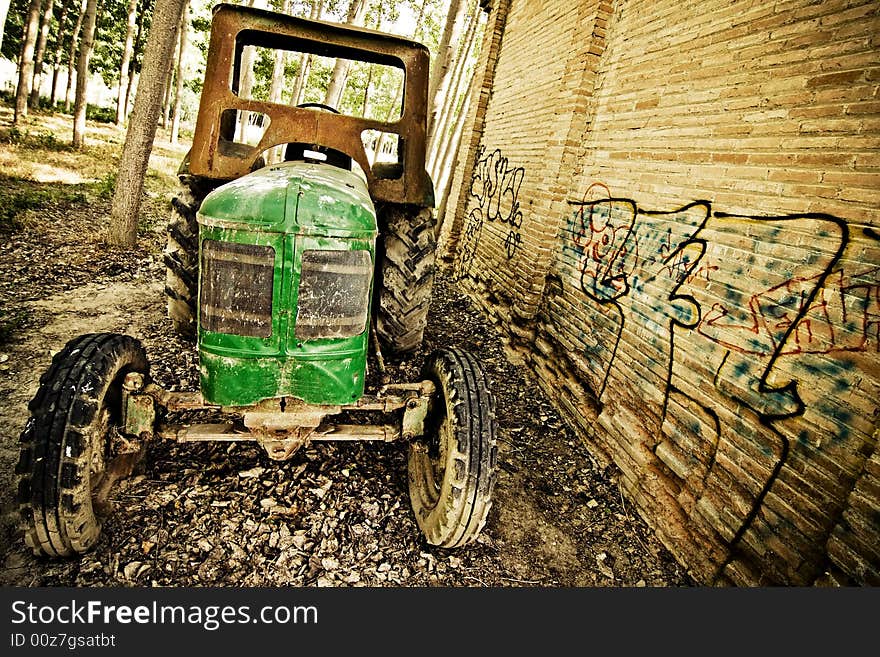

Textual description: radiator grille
[200,240,275,337]
[295,250,372,340]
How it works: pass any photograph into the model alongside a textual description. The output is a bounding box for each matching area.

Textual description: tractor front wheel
[407,348,497,547]
[16,333,149,557]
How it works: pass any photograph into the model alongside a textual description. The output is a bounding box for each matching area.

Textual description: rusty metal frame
[188,2,434,207]
[134,379,437,460]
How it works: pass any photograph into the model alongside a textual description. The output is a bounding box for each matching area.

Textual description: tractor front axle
[121,372,435,461]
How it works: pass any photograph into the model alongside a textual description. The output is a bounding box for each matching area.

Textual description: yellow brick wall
[447,0,880,585]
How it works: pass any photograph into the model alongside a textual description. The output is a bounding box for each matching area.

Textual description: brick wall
[444,0,880,585]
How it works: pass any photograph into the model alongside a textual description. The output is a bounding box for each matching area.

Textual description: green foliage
[85,103,116,123]
[90,0,156,87]
[92,171,117,200]
[0,0,28,62]
[250,47,276,102]
[3,0,157,88]
[0,127,69,151]
[3,0,459,148]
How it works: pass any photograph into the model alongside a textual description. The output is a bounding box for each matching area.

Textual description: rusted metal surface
[122,373,156,440]
[401,396,430,441]
[141,385,434,415]
[150,378,435,459]
[143,384,218,411]
[189,3,434,208]
[158,422,240,442]
[311,424,399,441]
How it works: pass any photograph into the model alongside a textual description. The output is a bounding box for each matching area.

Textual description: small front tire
[16,333,149,557]
[408,348,497,547]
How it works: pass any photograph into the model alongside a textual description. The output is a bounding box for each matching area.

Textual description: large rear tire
[164,180,210,340]
[375,205,436,358]
[408,348,497,547]
[16,333,149,557]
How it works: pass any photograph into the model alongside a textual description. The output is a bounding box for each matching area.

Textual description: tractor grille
[200,240,275,337]
[295,250,372,340]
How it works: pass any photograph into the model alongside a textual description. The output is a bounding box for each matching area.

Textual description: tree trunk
[323,0,367,109]
[170,0,189,144]
[427,0,467,139]
[49,0,70,106]
[115,0,138,125]
[14,0,43,124]
[373,0,428,159]
[29,0,55,108]
[234,1,257,142]
[361,64,372,116]
[0,0,12,54]
[125,7,144,116]
[268,49,287,102]
[71,0,97,148]
[109,0,187,247]
[161,59,172,128]
[290,0,322,106]
[267,0,291,104]
[64,0,86,113]
[266,0,291,164]
[435,86,471,235]
[429,0,478,175]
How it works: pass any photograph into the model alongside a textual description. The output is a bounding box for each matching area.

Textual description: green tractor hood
[198,161,377,237]
[197,161,378,408]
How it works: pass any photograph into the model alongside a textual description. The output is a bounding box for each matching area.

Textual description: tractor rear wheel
[16,333,149,557]
[408,348,497,547]
[164,180,210,339]
[375,205,436,358]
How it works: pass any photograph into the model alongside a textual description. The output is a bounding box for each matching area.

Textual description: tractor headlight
[200,239,275,337]
[296,249,372,339]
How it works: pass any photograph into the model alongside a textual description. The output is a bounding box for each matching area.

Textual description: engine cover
[196,161,378,407]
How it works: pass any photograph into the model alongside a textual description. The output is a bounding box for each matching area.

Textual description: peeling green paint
[197,161,378,407]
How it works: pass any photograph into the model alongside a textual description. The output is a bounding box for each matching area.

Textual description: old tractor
[16,3,497,558]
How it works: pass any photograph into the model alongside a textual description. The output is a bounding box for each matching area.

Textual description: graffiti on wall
[456,146,526,278]
[560,190,880,582]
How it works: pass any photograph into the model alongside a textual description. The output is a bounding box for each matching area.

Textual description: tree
[265,0,292,164]
[170,0,189,144]
[430,1,481,228]
[29,0,55,108]
[322,0,368,108]
[71,0,97,148]
[427,0,466,138]
[123,5,146,117]
[428,0,477,173]
[267,0,292,105]
[109,0,188,246]
[372,0,429,161]
[290,0,323,105]
[234,0,259,142]
[14,0,43,124]
[434,62,472,227]
[115,0,138,124]
[48,0,71,106]
[64,0,86,112]
[0,0,11,54]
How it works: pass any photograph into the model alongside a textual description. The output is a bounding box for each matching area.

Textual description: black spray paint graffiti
[563,196,880,582]
[456,147,526,278]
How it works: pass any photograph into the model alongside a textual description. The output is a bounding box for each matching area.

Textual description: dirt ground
[0,107,695,588]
